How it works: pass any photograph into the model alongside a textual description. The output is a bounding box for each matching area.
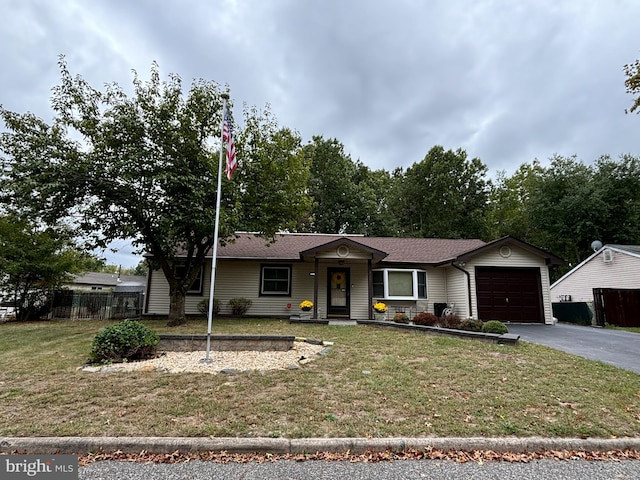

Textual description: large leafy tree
[525,155,601,266]
[303,136,398,235]
[304,136,361,233]
[487,161,545,240]
[0,58,310,325]
[234,105,311,234]
[494,155,640,276]
[354,164,400,237]
[592,154,640,244]
[0,215,92,321]
[393,146,491,239]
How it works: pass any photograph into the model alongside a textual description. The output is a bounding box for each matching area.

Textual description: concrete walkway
[506,323,640,374]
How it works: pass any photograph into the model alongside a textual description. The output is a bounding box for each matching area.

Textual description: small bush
[393,312,410,324]
[482,320,509,334]
[229,297,252,316]
[459,319,483,332]
[197,298,221,316]
[413,312,439,326]
[439,314,462,329]
[89,320,159,364]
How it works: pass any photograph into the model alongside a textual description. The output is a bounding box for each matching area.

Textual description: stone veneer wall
[158,334,296,352]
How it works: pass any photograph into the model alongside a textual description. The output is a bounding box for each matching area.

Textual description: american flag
[223,106,237,180]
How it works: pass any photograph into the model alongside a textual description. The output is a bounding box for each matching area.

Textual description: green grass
[606,325,640,334]
[1,318,639,439]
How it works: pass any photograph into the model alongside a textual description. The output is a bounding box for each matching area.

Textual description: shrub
[393,312,410,324]
[89,320,159,364]
[482,320,509,334]
[413,312,439,326]
[438,314,462,329]
[197,299,221,316]
[459,319,483,332]
[229,297,252,316]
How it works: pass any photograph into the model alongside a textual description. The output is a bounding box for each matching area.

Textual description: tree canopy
[0,58,310,325]
[2,57,640,323]
[487,154,640,276]
[390,146,491,239]
[0,215,92,321]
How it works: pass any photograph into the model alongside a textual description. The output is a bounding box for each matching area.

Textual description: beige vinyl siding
[145,268,170,315]
[424,268,447,313]
[212,260,316,317]
[350,262,372,319]
[443,267,470,318]
[550,250,640,303]
[146,260,304,317]
[145,259,372,318]
[464,245,554,325]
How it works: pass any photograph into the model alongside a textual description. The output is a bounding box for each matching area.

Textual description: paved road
[79,458,640,479]
[507,323,640,374]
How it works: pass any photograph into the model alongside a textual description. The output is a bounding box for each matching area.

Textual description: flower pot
[374,312,386,322]
[299,310,311,320]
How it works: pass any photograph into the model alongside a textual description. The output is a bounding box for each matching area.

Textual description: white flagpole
[202,92,229,363]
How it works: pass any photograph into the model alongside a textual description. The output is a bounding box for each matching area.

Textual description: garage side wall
[465,245,554,325]
[550,250,640,303]
[443,267,470,318]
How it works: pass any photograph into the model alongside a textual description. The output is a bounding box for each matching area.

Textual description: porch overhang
[299,237,389,263]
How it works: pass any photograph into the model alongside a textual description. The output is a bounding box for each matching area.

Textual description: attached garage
[475,267,544,323]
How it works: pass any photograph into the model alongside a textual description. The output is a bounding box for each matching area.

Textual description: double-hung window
[260,265,292,296]
[175,262,204,295]
[372,269,427,300]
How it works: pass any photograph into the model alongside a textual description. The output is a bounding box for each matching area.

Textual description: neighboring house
[51,272,147,320]
[550,245,640,302]
[65,272,146,293]
[550,245,640,325]
[145,233,563,324]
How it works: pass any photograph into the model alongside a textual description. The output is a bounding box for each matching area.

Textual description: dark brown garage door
[476,267,544,323]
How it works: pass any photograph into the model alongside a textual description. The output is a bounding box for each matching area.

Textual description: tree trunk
[167,287,187,326]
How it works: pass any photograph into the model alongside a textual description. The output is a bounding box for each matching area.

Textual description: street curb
[2,437,640,455]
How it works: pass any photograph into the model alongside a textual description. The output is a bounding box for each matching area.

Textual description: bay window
[372,269,427,300]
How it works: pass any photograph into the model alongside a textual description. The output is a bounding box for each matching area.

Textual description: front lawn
[1,318,639,438]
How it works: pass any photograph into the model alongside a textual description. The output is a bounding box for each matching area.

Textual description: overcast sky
[2,0,639,267]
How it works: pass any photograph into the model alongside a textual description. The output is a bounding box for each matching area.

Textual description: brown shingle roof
[216,233,486,265]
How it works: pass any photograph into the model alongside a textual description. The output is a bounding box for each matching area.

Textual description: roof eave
[455,235,565,265]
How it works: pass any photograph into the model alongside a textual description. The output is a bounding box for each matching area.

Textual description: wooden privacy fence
[51,290,143,320]
[593,288,640,327]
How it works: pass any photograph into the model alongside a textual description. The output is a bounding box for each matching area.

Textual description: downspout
[451,261,473,318]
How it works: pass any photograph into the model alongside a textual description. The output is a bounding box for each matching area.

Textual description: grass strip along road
[1,318,639,439]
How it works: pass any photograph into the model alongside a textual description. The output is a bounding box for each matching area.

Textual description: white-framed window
[260,264,292,296]
[372,269,427,300]
[176,262,204,295]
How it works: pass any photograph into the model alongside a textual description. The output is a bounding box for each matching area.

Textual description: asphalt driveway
[507,323,640,374]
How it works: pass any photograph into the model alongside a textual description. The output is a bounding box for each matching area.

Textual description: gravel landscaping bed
[82,341,328,374]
